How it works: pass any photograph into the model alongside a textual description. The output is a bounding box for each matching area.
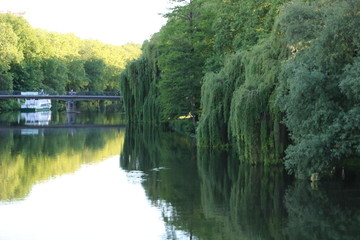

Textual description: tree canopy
[0,13,141,97]
[120,0,360,179]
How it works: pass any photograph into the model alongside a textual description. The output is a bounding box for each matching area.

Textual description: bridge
[0,90,122,112]
[0,90,122,100]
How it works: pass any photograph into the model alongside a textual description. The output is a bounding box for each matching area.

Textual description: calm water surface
[0,111,360,240]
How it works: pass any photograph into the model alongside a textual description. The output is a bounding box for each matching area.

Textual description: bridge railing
[0,90,121,96]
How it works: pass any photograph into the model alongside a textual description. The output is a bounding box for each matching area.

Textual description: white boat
[20,92,52,112]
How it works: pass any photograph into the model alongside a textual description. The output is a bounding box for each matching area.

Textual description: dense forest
[120,0,360,179]
[0,13,141,110]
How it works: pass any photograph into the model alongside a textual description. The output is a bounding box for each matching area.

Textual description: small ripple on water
[151,167,169,172]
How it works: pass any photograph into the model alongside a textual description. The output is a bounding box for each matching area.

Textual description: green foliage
[11,58,44,90]
[120,39,161,123]
[0,100,19,111]
[120,0,218,126]
[119,0,360,178]
[228,34,289,165]
[158,0,214,122]
[0,13,141,110]
[199,0,360,173]
[0,22,22,90]
[84,58,105,91]
[340,57,360,104]
[197,52,244,148]
[66,58,88,90]
[213,0,288,54]
[120,0,292,163]
[0,22,22,65]
[0,71,13,91]
[199,19,289,165]
[36,30,82,59]
[277,0,360,178]
[42,57,69,90]
[0,14,40,59]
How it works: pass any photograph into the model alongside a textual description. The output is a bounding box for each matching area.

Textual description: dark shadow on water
[285,180,360,240]
[120,124,360,240]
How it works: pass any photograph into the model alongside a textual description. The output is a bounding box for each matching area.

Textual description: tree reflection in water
[197,147,289,240]
[285,181,360,240]
[121,124,360,240]
[0,125,124,201]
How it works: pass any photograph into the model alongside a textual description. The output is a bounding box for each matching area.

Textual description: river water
[0,111,359,240]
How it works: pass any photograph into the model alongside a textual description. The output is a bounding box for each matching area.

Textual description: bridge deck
[0,95,121,100]
[0,90,122,100]
[0,124,125,129]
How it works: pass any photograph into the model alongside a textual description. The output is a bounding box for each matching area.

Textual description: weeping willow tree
[197,0,291,165]
[228,32,289,165]
[120,0,360,178]
[198,21,290,165]
[197,53,244,148]
[120,38,161,123]
[199,0,360,173]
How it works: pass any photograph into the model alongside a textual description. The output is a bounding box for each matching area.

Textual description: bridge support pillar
[66,100,76,113]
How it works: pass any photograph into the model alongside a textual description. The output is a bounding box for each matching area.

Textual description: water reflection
[1,114,360,240]
[0,112,172,240]
[0,112,125,202]
[20,111,52,126]
[0,111,125,127]
[17,111,52,135]
[120,124,200,239]
[0,157,166,240]
[121,125,360,240]
[66,112,77,125]
[285,181,360,240]
[197,148,289,240]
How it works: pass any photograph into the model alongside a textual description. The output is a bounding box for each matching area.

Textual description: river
[0,111,359,240]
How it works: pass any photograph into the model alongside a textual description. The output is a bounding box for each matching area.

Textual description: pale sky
[1,0,174,46]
